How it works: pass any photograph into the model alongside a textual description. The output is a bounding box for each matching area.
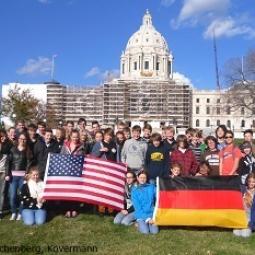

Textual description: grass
[0,211,255,255]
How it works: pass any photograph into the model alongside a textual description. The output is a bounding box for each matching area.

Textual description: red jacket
[171,148,198,176]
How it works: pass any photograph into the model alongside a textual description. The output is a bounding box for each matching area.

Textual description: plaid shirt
[171,148,198,176]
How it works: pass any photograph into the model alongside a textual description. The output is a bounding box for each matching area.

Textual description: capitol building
[2,11,191,128]
[2,11,254,134]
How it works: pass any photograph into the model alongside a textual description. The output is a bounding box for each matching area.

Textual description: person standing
[7,132,33,221]
[219,130,243,176]
[33,129,60,180]
[121,125,148,175]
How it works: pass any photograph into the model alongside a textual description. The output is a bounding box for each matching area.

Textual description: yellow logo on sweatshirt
[151,152,164,161]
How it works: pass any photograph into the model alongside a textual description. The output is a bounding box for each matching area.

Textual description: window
[226,106,231,115]
[134,62,137,70]
[216,107,220,115]
[207,98,210,103]
[206,107,210,114]
[253,120,255,128]
[241,120,245,128]
[206,119,210,127]
[217,98,220,103]
[241,107,245,115]
[253,108,255,115]
[217,120,220,126]
[122,63,125,74]
[156,62,159,71]
[196,119,199,127]
[144,61,149,70]
[196,98,199,103]
[227,120,231,128]
[196,106,199,114]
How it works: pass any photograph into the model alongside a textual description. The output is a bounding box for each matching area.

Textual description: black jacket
[19,183,45,210]
[238,154,255,184]
[33,139,60,176]
[27,134,42,152]
[9,146,33,173]
[0,140,14,155]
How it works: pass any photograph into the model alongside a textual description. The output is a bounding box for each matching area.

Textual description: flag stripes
[42,153,127,210]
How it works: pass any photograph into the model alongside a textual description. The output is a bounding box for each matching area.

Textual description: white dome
[126,10,169,53]
[120,10,173,81]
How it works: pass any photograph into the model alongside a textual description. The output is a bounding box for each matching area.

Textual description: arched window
[241,120,245,128]
[227,120,231,128]
[196,119,199,127]
[216,120,220,126]
[206,107,210,114]
[206,119,210,127]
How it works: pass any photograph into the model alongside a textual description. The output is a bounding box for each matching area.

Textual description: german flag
[153,176,248,228]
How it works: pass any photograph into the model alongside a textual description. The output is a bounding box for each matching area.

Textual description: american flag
[42,153,127,210]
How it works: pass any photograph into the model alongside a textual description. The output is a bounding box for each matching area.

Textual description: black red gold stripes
[153,177,248,228]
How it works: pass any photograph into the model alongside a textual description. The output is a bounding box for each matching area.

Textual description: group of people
[0,118,254,236]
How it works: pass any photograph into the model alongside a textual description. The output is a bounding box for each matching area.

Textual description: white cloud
[178,0,230,23]
[85,67,100,78]
[173,72,193,86]
[85,67,119,81]
[168,0,255,40]
[204,17,255,39]
[17,57,52,75]
[161,0,175,7]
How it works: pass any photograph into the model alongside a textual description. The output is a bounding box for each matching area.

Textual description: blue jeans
[0,173,6,212]
[9,176,24,214]
[114,212,135,226]
[137,219,159,234]
[22,209,47,225]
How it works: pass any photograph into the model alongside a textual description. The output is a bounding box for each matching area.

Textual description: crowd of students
[0,119,254,236]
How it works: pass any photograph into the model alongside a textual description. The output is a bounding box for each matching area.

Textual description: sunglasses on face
[225,136,233,139]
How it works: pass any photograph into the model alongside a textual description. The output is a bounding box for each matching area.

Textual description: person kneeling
[20,167,46,226]
[114,171,136,226]
[131,171,159,234]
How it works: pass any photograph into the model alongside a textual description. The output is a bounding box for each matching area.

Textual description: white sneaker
[16,214,22,221]
[241,229,252,238]
[10,213,16,221]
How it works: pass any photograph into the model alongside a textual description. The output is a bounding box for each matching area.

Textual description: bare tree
[223,49,255,117]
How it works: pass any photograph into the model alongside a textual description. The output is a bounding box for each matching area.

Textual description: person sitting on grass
[233,173,255,237]
[114,171,136,226]
[131,171,159,234]
[170,163,182,178]
[20,167,46,226]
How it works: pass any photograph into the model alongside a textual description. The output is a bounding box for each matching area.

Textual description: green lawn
[0,212,254,255]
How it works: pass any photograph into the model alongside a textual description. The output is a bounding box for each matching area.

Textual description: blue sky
[0,0,254,89]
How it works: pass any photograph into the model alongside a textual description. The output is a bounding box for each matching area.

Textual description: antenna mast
[213,32,220,91]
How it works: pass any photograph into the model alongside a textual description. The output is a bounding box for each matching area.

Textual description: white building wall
[192,89,255,138]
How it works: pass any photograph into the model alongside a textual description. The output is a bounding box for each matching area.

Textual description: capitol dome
[120,10,173,81]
